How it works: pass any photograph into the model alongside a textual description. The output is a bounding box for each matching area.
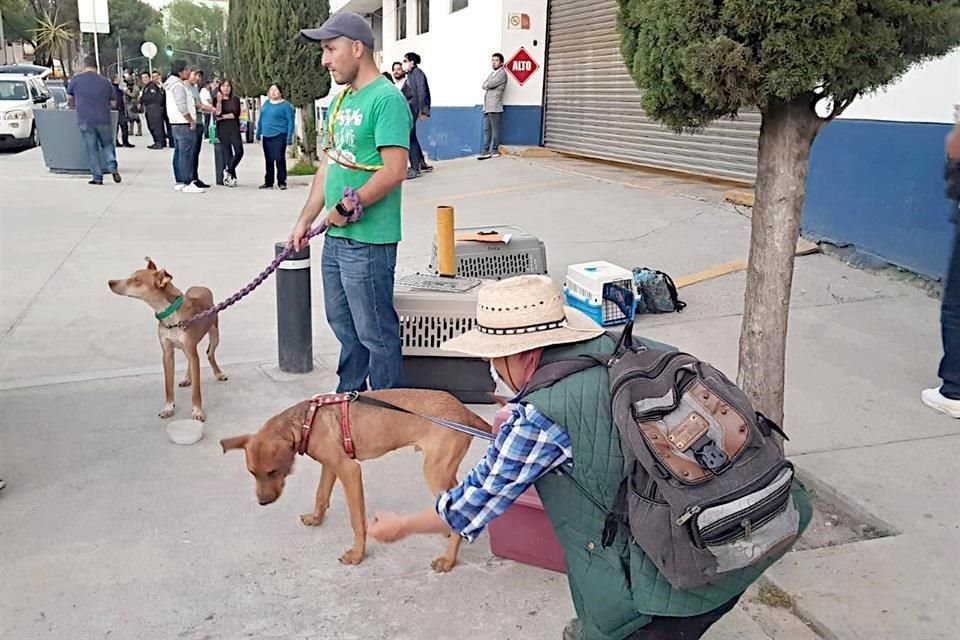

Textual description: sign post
[78,0,110,73]
[141,41,157,75]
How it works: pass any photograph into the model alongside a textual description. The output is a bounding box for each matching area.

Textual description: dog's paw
[431,556,457,573]
[191,407,206,422]
[216,372,229,382]
[300,512,325,527]
[159,404,175,419]
[339,548,364,565]
[178,378,192,388]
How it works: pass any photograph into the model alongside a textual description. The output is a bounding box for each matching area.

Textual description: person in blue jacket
[256,84,296,190]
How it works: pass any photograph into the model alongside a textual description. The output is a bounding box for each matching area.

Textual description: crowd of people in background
[60,45,509,191]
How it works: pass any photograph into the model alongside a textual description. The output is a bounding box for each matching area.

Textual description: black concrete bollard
[214,142,225,186]
[275,242,313,373]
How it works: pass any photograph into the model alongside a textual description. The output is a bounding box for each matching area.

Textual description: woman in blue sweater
[255,84,296,190]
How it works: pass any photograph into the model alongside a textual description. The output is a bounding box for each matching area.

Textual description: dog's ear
[155,269,173,289]
[145,257,157,271]
[220,435,250,453]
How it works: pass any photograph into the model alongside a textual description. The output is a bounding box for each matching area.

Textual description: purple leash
[171,188,364,329]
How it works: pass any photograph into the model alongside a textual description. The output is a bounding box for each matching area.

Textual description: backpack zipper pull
[676,505,701,526]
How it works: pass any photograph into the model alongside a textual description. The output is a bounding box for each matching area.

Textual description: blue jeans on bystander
[78,123,117,183]
[170,123,196,186]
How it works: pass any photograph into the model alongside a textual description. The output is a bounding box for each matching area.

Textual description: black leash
[353,395,495,442]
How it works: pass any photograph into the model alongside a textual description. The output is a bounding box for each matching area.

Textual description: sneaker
[148,144,164,150]
[490,151,501,158]
[122,143,135,148]
[406,169,421,179]
[194,179,211,189]
[88,179,103,185]
[477,154,491,160]
[112,171,122,183]
[921,387,960,418]
[174,183,185,191]
[182,183,206,194]
[223,169,232,185]
[278,183,287,191]
[421,163,433,172]
[258,184,273,189]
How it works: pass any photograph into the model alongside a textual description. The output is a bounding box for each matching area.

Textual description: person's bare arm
[325,146,407,228]
[289,160,330,250]
[370,508,450,542]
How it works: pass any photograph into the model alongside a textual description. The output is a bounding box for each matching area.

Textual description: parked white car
[0,72,53,149]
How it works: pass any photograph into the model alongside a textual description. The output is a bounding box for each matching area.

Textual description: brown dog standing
[109,257,227,422]
[220,389,492,572]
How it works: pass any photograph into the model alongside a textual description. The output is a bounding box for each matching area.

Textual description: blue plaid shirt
[435,403,572,542]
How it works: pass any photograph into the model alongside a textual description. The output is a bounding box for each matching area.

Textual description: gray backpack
[522,325,802,589]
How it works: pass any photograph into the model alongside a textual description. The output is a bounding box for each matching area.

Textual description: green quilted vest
[526,336,812,640]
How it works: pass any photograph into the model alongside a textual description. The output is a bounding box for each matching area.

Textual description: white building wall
[839,48,959,125]
[382,0,503,107]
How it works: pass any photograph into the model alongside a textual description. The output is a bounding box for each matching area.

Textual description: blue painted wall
[417,105,543,160]
[803,119,954,279]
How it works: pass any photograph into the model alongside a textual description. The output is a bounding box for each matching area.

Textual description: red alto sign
[505,47,539,86]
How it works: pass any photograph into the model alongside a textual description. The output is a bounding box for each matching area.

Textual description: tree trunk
[300,103,317,164]
[737,97,823,426]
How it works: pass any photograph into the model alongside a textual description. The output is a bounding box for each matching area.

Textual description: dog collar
[155,295,184,322]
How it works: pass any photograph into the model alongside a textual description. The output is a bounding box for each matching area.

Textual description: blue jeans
[321,235,403,392]
[939,203,960,398]
[78,123,117,182]
[170,124,196,185]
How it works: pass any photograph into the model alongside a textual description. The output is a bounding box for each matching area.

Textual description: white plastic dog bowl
[166,419,204,445]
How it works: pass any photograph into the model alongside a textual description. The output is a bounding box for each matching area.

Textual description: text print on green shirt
[324,76,412,245]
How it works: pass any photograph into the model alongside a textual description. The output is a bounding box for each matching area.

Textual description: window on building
[451,0,468,13]
[417,0,430,34]
[396,0,407,40]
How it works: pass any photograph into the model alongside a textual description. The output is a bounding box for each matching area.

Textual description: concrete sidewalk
[1,140,957,639]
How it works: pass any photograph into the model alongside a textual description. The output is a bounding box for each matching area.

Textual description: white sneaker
[174,183,185,191]
[921,387,960,418]
[182,183,206,194]
[223,169,231,184]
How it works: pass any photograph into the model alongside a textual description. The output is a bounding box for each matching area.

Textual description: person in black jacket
[112,76,134,148]
[401,52,431,179]
[214,79,244,186]
[139,72,166,149]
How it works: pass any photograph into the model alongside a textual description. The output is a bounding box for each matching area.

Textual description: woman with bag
[214,79,244,187]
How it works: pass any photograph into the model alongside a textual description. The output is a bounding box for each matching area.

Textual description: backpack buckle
[691,436,731,473]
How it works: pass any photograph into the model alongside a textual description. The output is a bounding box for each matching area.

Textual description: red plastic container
[487,404,567,573]
[488,485,567,573]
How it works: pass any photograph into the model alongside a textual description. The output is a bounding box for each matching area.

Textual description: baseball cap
[301,12,375,50]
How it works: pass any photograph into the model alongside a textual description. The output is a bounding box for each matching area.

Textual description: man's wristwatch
[334,200,351,219]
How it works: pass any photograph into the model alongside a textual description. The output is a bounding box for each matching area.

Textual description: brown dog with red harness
[219,388,493,572]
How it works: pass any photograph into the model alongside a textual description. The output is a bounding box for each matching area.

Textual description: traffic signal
[165,44,174,58]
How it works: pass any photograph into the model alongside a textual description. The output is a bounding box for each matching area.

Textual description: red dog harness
[298,392,358,458]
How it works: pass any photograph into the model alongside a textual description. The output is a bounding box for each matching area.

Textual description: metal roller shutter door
[543,0,760,184]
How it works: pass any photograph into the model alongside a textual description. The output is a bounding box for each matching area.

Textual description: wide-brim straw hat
[441,275,605,359]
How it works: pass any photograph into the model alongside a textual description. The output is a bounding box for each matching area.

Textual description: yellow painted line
[407,180,568,207]
[676,238,820,289]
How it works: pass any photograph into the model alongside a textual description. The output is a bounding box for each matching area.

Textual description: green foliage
[617,0,960,131]
[96,0,162,70]
[0,0,37,42]
[226,0,330,156]
[164,0,226,74]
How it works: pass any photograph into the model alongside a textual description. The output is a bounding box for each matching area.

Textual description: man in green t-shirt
[290,13,412,392]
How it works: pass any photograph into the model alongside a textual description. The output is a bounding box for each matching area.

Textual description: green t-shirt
[324,76,412,245]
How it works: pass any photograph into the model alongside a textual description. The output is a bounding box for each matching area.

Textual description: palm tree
[32,10,73,70]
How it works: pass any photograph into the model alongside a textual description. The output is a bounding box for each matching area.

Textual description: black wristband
[335,201,350,218]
